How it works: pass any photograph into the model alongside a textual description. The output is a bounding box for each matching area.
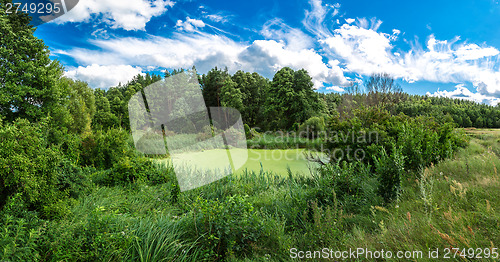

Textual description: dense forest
[89,69,500,134]
[1,1,499,261]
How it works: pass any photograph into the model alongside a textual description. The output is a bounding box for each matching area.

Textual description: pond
[157,148,327,176]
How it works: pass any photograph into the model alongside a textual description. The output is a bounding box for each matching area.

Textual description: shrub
[299,116,325,139]
[0,119,62,214]
[326,107,467,172]
[374,146,405,203]
[91,156,159,186]
[0,194,44,261]
[56,159,93,199]
[80,128,134,169]
[244,123,252,139]
[316,161,381,214]
[183,195,266,260]
[40,204,132,261]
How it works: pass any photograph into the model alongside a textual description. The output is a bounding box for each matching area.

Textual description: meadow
[2,128,497,261]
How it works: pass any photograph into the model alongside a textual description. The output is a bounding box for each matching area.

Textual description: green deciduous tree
[231,71,269,127]
[265,67,324,130]
[0,1,64,122]
[52,78,96,135]
[201,67,230,107]
[220,78,244,113]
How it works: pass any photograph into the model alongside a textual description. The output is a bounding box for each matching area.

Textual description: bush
[299,116,325,139]
[0,194,44,261]
[40,204,132,261]
[374,146,405,203]
[316,162,381,214]
[91,156,161,186]
[244,123,251,139]
[326,107,467,172]
[183,195,267,260]
[80,128,134,169]
[56,160,93,199]
[0,119,62,214]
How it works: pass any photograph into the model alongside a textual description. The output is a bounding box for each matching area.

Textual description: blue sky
[34,0,500,105]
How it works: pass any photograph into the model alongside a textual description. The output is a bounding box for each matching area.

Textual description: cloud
[304,0,500,99]
[321,23,402,76]
[55,0,500,99]
[427,84,500,106]
[345,18,355,24]
[355,17,382,31]
[238,40,349,88]
[175,17,206,32]
[319,22,500,98]
[52,0,174,30]
[58,30,349,89]
[205,14,229,23]
[65,64,144,88]
[302,0,339,38]
[91,28,110,39]
[261,18,314,51]
[455,44,500,61]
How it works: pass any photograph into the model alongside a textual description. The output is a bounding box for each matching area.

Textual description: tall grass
[128,216,202,262]
[21,129,500,261]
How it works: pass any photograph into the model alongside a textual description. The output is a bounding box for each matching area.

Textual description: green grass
[340,128,500,261]
[11,129,498,261]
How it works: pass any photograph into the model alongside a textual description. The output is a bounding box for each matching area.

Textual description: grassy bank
[340,128,500,261]
[3,129,495,261]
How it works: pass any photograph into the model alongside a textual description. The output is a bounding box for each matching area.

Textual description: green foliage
[299,116,325,139]
[231,71,269,127]
[46,128,82,164]
[93,90,120,130]
[185,195,267,260]
[0,11,497,260]
[374,146,405,203]
[247,133,323,150]
[264,67,325,130]
[128,216,202,262]
[0,193,43,261]
[0,119,62,214]
[80,128,134,170]
[243,123,251,139]
[201,67,230,108]
[317,162,381,214]
[56,160,93,199]
[391,95,500,128]
[40,202,133,261]
[327,107,467,172]
[220,78,244,113]
[0,1,64,122]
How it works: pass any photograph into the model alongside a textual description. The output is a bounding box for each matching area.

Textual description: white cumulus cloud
[52,0,174,30]
[58,30,349,89]
[65,64,144,88]
[427,84,500,106]
[318,23,500,98]
[306,0,500,99]
[175,17,206,32]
